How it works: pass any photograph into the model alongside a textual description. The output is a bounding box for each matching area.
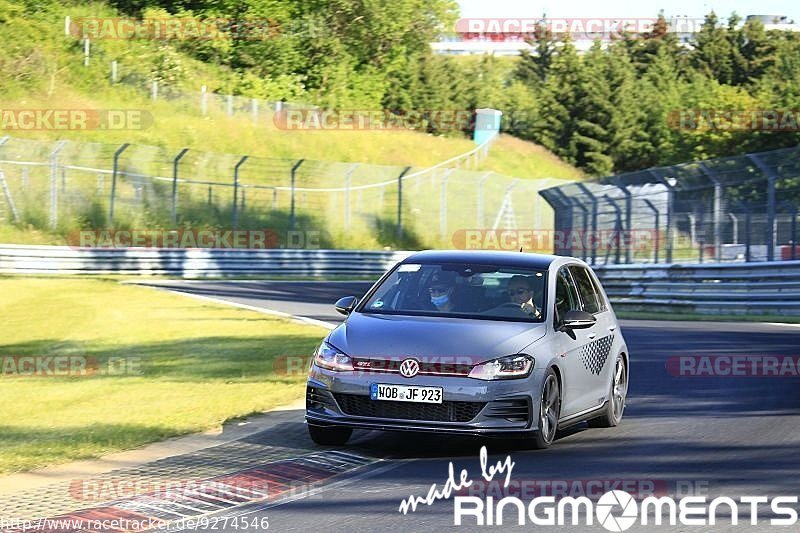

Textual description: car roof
[401,250,570,270]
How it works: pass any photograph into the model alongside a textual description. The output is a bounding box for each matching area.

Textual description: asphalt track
[138,281,800,532]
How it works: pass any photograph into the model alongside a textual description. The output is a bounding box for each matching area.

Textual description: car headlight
[313,341,354,372]
[468,354,534,380]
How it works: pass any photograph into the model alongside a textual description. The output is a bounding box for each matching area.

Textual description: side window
[570,266,605,314]
[589,271,608,312]
[554,267,580,324]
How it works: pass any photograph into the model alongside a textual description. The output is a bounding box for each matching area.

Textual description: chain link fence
[0,134,563,250]
[540,146,800,264]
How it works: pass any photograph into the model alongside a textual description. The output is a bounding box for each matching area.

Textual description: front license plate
[370,383,442,404]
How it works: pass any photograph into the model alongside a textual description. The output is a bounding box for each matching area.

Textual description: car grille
[332,393,486,423]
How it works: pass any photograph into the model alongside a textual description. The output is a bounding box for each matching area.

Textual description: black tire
[588,356,627,428]
[308,424,353,445]
[532,368,561,449]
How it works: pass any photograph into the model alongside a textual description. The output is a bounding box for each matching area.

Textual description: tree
[691,11,736,84]
[569,42,615,175]
[516,18,556,83]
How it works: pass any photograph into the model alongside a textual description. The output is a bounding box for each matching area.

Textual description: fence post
[569,196,590,260]
[111,60,118,83]
[698,163,723,263]
[652,171,676,264]
[289,160,304,230]
[728,213,738,244]
[201,85,207,115]
[344,163,358,230]
[396,166,411,240]
[792,208,798,261]
[108,143,130,226]
[611,178,633,263]
[151,80,158,100]
[232,155,248,228]
[49,140,67,228]
[643,199,660,263]
[251,98,258,124]
[0,170,19,222]
[227,95,234,117]
[747,154,777,261]
[171,148,189,225]
[84,38,90,66]
[576,183,598,265]
[603,195,623,264]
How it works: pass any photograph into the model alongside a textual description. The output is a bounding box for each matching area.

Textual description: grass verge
[0,277,324,474]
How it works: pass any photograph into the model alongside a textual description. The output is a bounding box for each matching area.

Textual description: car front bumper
[305,365,547,437]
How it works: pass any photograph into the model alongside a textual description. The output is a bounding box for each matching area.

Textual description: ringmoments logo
[396,446,798,530]
[453,491,799,529]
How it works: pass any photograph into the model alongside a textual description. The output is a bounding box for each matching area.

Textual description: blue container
[473,108,502,145]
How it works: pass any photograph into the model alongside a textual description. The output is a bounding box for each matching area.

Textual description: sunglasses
[506,288,532,296]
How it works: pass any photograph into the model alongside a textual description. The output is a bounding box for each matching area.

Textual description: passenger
[427,271,458,312]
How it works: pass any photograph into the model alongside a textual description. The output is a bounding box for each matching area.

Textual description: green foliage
[2,0,799,178]
[507,11,800,175]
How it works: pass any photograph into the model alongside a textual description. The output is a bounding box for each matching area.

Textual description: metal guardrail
[3,245,799,315]
[0,245,412,277]
[595,260,800,315]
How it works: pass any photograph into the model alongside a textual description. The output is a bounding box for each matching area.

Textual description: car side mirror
[334,296,358,316]
[561,310,596,330]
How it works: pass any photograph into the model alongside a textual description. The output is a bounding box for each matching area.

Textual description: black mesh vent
[484,399,530,422]
[333,393,485,423]
[307,386,337,411]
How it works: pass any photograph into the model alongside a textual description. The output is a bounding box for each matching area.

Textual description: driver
[503,275,542,318]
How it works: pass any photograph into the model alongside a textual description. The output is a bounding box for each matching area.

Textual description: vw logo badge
[399,358,420,378]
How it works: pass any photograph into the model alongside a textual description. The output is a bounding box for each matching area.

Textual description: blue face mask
[431,294,449,306]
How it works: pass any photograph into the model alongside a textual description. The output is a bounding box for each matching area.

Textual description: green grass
[478,135,584,180]
[0,277,325,474]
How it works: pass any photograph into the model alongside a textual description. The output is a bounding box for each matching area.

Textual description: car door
[569,265,617,408]
[551,265,597,416]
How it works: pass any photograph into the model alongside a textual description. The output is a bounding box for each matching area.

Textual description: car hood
[327,312,547,363]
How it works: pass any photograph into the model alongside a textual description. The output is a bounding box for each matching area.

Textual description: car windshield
[359,262,547,322]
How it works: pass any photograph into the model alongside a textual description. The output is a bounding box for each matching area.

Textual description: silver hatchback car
[305,250,629,449]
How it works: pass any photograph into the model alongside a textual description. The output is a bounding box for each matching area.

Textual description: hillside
[0,0,582,249]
